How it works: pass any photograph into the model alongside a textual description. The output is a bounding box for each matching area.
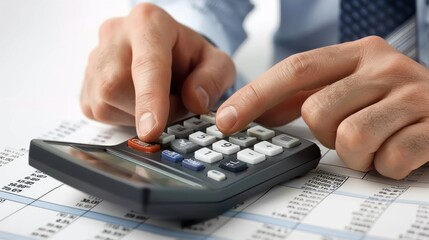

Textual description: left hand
[216,36,429,180]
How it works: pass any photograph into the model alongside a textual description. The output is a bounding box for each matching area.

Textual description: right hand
[81,3,236,142]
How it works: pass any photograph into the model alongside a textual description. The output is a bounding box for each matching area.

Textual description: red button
[128,138,160,153]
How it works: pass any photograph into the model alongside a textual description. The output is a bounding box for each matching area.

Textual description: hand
[81,3,235,142]
[216,36,429,179]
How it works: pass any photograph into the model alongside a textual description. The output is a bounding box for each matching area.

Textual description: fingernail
[138,112,156,137]
[196,86,210,111]
[217,106,237,130]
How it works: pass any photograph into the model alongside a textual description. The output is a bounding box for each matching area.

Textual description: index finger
[128,5,177,141]
[216,39,363,134]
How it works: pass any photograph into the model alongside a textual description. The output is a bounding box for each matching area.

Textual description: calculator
[29,113,321,220]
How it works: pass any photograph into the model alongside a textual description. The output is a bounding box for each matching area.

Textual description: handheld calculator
[29,113,321,220]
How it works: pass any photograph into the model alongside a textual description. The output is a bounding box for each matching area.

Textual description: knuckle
[98,17,121,38]
[92,101,112,122]
[360,35,386,48]
[381,133,429,179]
[92,101,113,122]
[131,3,167,23]
[336,120,368,155]
[80,103,94,120]
[132,3,161,16]
[284,52,317,80]
[301,94,328,132]
[375,149,410,180]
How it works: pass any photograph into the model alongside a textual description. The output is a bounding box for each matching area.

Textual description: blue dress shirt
[134,0,429,92]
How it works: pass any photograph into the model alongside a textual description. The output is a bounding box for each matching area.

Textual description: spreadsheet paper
[0,118,427,240]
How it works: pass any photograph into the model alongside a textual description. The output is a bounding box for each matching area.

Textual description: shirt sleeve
[131,0,254,55]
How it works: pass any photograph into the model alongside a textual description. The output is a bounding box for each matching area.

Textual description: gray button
[183,117,211,131]
[272,134,301,148]
[171,139,201,154]
[167,124,194,138]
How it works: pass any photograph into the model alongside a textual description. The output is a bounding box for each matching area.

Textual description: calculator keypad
[126,112,302,183]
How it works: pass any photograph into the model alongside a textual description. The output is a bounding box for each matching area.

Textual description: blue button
[182,158,205,171]
[161,150,183,163]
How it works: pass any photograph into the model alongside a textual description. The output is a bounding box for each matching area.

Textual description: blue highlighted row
[161,150,205,171]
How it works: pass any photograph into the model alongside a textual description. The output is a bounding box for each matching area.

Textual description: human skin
[82,3,429,180]
[216,36,429,180]
[81,3,235,141]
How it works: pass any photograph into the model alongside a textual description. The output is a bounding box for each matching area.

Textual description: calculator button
[183,117,211,131]
[157,132,175,144]
[200,112,216,124]
[182,158,205,171]
[207,170,226,181]
[237,148,266,164]
[171,139,200,154]
[212,140,240,155]
[161,150,183,163]
[189,131,217,146]
[272,134,301,148]
[254,141,283,156]
[247,125,275,140]
[195,147,223,163]
[127,138,161,153]
[206,125,226,138]
[219,159,248,173]
[229,133,257,147]
[167,124,194,138]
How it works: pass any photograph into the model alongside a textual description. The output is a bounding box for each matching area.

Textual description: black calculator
[29,113,321,220]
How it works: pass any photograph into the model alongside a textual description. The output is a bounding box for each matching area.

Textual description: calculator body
[29,115,321,220]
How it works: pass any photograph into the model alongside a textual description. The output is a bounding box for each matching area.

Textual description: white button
[254,141,283,156]
[200,112,216,124]
[207,170,226,181]
[195,147,223,163]
[206,125,226,138]
[157,132,175,144]
[189,131,217,146]
[272,134,301,148]
[229,133,257,147]
[247,125,275,140]
[212,140,240,155]
[237,148,266,164]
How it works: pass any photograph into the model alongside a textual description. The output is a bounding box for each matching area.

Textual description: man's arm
[133,0,254,55]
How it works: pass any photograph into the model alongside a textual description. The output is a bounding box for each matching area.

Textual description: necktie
[340,0,416,41]
[340,0,416,58]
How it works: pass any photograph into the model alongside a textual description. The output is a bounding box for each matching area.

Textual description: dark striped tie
[340,0,416,42]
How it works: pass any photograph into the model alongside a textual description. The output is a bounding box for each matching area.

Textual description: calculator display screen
[50,144,203,188]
